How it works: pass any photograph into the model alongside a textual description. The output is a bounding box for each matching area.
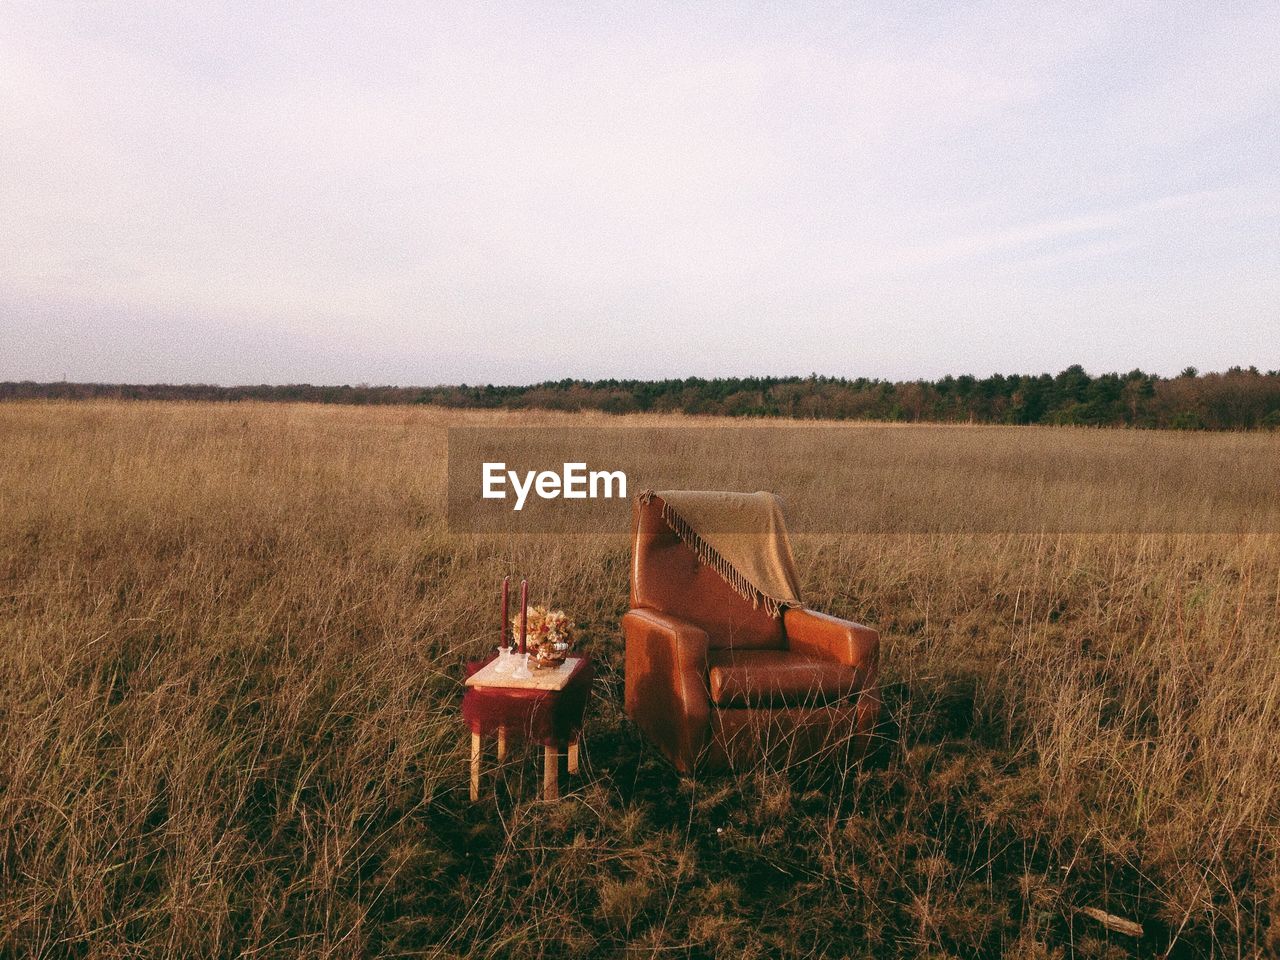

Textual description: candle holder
[492,645,515,675]
[511,652,533,680]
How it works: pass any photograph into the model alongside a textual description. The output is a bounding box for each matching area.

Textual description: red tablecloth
[461,654,594,746]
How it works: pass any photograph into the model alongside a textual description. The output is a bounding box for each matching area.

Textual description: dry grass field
[2,401,1278,958]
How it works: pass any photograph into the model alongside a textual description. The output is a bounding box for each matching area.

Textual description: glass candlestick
[492,646,514,674]
[511,652,533,680]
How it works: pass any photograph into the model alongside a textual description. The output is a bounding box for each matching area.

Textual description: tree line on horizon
[5,365,1280,430]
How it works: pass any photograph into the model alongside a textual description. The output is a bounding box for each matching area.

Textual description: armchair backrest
[629,494,785,650]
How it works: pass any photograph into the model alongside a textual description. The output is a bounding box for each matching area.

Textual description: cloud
[1,1,1277,383]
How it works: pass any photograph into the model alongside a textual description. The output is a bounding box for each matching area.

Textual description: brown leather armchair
[623,493,881,773]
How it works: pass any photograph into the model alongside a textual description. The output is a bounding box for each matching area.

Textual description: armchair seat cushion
[707,649,860,708]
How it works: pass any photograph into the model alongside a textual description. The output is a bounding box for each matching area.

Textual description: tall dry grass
[1,401,1277,958]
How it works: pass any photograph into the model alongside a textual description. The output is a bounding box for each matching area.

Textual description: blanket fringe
[641,491,789,619]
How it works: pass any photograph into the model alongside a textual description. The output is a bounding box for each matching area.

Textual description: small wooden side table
[462,654,594,801]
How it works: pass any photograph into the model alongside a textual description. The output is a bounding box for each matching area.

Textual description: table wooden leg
[470,731,481,802]
[567,737,579,775]
[543,743,559,801]
[497,725,507,761]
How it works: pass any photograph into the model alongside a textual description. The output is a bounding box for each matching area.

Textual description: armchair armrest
[785,607,883,758]
[622,608,711,773]
[783,607,879,681]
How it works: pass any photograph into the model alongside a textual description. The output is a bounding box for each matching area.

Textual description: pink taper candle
[519,579,529,654]
[500,575,509,649]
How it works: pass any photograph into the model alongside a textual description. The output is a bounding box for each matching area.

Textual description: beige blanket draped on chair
[638,489,803,617]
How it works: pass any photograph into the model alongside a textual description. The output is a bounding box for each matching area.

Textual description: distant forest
[5,365,1280,430]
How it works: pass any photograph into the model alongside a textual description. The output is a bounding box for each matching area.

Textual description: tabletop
[465,655,586,692]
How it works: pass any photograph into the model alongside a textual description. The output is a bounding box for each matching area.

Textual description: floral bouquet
[512,605,576,669]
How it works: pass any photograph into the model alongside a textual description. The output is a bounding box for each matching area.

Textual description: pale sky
[2,1,1278,385]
